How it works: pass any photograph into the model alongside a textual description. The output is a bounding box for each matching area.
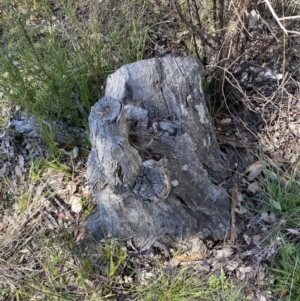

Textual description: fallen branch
[264,0,300,36]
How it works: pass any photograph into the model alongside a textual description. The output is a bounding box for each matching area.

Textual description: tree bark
[87,56,232,250]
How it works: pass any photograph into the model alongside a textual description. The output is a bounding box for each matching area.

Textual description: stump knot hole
[133,159,171,204]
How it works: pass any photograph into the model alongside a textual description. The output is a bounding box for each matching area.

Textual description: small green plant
[259,163,300,300]
[209,268,231,291]
[262,167,300,228]
[18,192,31,211]
[29,158,71,181]
[103,239,127,278]
[0,0,154,154]
[270,241,300,300]
[135,266,242,301]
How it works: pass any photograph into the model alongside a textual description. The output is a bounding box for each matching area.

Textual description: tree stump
[87,56,232,250]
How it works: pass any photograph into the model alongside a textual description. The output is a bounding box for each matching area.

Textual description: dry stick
[264,0,300,35]
[229,184,238,244]
[230,0,253,38]
[174,1,220,47]
[278,15,300,21]
[150,0,220,48]
[263,0,288,34]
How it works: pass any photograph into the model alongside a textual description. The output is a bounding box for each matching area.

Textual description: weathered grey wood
[87,56,232,250]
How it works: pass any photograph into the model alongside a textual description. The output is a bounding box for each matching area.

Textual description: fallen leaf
[237,265,252,280]
[84,279,95,289]
[235,192,247,214]
[215,247,233,259]
[264,170,278,181]
[81,185,91,198]
[174,255,189,262]
[175,30,189,39]
[75,231,86,243]
[66,181,77,194]
[68,195,82,214]
[244,161,264,181]
[252,234,261,246]
[169,257,181,267]
[15,165,23,178]
[225,261,239,271]
[261,212,276,224]
[248,181,260,194]
[239,266,252,273]
[237,192,243,202]
[249,9,260,28]
[174,253,205,262]
[0,162,8,177]
[193,261,210,273]
[220,118,231,125]
[18,155,24,170]
[286,228,300,235]
[71,146,79,159]
[243,234,251,245]
[268,212,276,223]
[278,289,288,297]
[235,203,247,214]
[258,268,265,285]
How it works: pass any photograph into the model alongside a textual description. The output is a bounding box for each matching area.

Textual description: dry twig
[264,0,300,35]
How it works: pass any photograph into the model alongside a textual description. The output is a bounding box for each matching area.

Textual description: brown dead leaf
[278,289,288,297]
[169,257,181,267]
[175,30,189,39]
[235,192,247,214]
[81,185,91,198]
[193,261,210,273]
[261,212,276,224]
[235,203,247,214]
[243,234,251,245]
[225,261,239,271]
[174,253,205,262]
[84,279,95,289]
[259,295,267,301]
[66,181,77,194]
[68,195,82,214]
[0,162,8,177]
[237,266,252,280]
[258,268,266,285]
[17,155,24,170]
[248,181,260,194]
[252,234,261,246]
[74,230,86,243]
[15,165,23,178]
[220,118,231,125]
[215,247,233,259]
[244,161,264,181]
